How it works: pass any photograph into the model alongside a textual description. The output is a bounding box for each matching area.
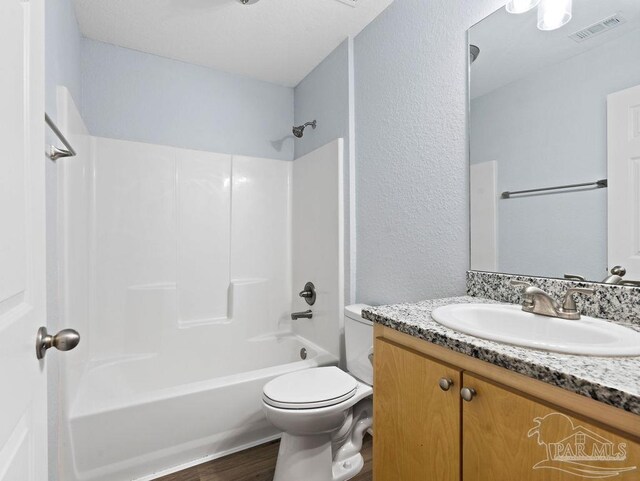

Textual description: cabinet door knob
[460,387,477,402]
[438,378,453,391]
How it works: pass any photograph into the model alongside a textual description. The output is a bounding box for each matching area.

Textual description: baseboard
[133,433,283,481]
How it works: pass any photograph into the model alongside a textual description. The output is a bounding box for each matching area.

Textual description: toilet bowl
[262,305,373,481]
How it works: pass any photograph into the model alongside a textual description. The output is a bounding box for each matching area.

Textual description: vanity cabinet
[461,373,640,481]
[373,327,640,481]
[373,339,461,481]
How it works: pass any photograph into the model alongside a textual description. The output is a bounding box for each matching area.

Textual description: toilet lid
[263,367,358,409]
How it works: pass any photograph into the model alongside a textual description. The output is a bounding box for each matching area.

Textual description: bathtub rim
[70,333,337,419]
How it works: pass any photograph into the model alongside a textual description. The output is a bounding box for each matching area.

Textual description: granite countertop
[363,296,640,415]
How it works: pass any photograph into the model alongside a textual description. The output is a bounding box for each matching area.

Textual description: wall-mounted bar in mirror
[501,179,607,199]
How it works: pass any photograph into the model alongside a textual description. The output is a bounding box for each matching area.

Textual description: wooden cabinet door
[373,339,461,481]
[462,373,640,481]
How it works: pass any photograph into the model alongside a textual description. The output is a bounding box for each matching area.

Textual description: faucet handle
[564,274,586,281]
[298,282,316,306]
[561,287,596,312]
[510,280,534,308]
[611,266,627,277]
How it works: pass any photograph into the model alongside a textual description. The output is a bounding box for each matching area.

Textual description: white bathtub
[63,334,336,481]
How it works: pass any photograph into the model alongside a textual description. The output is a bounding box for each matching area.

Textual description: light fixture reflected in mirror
[537,0,573,31]
[505,0,540,15]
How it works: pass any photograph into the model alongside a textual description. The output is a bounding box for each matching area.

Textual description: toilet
[262,304,374,481]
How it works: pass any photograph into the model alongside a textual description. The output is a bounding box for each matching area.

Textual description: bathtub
[63,333,336,481]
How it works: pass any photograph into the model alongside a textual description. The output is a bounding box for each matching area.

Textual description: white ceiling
[73,0,393,87]
[470,0,640,99]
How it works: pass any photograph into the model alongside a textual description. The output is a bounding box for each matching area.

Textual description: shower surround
[54,87,344,481]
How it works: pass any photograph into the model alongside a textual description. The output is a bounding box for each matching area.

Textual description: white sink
[431,303,640,357]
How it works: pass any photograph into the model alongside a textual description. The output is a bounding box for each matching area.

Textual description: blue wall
[294,39,354,302]
[46,0,82,116]
[81,39,295,161]
[353,0,505,305]
[294,40,350,161]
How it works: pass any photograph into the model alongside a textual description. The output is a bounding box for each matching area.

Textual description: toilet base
[272,398,372,481]
[332,452,364,481]
[273,432,333,481]
[272,434,366,481]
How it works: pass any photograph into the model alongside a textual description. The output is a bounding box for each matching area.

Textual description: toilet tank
[344,304,373,386]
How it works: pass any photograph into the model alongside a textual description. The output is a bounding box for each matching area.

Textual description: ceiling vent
[569,14,626,43]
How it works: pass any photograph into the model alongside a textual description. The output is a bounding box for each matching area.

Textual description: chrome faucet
[565,266,633,285]
[291,310,313,320]
[511,280,595,320]
[601,266,626,285]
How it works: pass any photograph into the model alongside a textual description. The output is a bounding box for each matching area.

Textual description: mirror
[469,0,640,284]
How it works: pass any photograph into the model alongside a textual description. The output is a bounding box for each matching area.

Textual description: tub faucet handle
[298,282,316,306]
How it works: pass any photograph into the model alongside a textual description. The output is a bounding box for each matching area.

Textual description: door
[462,373,639,481]
[0,0,47,479]
[608,84,640,279]
[373,339,461,481]
[470,160,498,272]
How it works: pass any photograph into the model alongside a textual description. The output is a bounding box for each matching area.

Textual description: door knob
[460,387,477,402]
[438,378,454,391]
[36,327,80,360]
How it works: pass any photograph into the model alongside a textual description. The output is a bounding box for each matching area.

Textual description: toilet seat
[263,367,358,410]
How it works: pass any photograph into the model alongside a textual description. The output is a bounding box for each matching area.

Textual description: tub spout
[291,310,313,320]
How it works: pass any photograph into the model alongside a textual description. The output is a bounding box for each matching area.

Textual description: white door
[470,160,498,272]
[0,0,47,480]
[608,84,640,279]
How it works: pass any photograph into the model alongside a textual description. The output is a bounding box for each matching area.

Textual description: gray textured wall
[354,0,505,305]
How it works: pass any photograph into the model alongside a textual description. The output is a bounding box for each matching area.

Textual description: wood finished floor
[154,435,372,481]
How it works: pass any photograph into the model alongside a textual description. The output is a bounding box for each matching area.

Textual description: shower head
[239,0,260,4]
[470,45,480,64]
[293,120,317,138]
